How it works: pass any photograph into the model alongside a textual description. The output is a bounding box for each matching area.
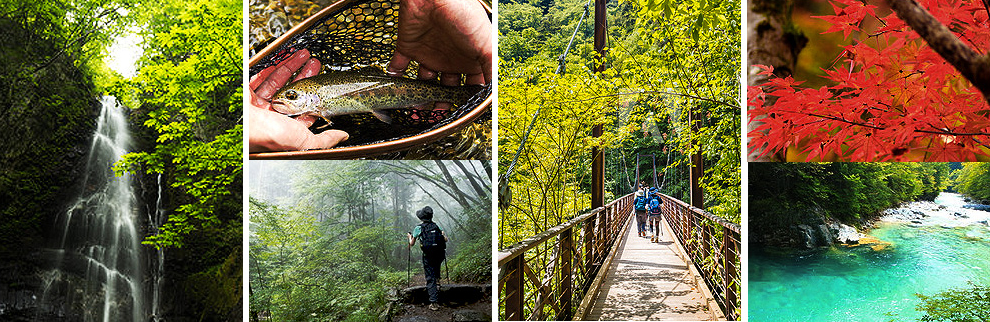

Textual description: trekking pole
[406,234,412,287]
[444,251,449,285]
[407,246,411,286]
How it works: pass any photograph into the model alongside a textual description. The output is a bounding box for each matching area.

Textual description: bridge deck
[585,215,714,321]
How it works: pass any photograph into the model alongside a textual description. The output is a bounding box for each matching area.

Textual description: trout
[270,71,482,124]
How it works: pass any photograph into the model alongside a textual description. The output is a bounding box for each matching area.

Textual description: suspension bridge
[497,189,740,321]
[497,0,739,319]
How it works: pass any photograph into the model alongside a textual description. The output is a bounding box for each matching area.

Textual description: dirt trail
[390,283,491,322]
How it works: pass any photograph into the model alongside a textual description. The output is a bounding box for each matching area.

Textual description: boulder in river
[831,223,862,244]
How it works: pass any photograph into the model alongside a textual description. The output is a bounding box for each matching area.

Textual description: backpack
[648,197,661,214]
[419,222,446,250]
[634,194,647,210]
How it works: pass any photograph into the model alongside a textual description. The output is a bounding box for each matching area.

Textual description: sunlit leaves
[954,163,990,201]
[112,0,241,248]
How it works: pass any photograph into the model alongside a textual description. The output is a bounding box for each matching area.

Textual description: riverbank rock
[831,223,862,244]
[796,225,819,249]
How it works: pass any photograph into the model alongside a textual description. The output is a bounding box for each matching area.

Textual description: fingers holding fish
[248,104,349,152]
[269,71,482,125]
[292,58,322,83]
[386,51,413,77]
[252,49,312,99]
[465,73,485,86]
[300,129,349,151]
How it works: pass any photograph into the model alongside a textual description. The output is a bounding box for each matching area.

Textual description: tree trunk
[748,0,808,161]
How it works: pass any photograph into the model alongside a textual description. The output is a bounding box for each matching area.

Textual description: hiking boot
[429,303,440,311]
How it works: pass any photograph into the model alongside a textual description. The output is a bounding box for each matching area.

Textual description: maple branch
[801,112,990,136]
[887,0,990,103]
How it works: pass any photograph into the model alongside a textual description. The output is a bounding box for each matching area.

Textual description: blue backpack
[648,197,661,215]
[634,194,647,210]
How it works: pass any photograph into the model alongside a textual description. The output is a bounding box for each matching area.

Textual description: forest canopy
[249,160,492,321]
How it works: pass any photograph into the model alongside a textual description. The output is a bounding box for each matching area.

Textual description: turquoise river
[749,192,990,321]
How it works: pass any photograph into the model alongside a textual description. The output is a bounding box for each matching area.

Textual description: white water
[44,96,145,321]
[149,174,165,321]
[882,192,990,228]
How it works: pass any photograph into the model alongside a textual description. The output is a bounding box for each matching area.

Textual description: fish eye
[285,90,298,100]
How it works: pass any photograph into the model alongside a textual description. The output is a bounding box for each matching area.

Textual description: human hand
[249,49,349,152]
[386,0,492,86]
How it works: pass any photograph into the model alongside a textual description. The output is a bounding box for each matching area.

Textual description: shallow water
[749,193,990,321]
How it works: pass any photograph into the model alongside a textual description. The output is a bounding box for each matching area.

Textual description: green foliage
[185,246,242,319]
[955,163,990,202]
[915,283,990,322]
[750,163,950,238]
[112,0,242,248]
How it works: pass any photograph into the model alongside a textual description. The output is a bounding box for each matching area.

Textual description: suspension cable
[497,0,595,191]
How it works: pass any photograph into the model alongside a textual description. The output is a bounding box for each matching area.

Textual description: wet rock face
[452,309,490,322]
[795,224,818,249]
[793,222,863,248]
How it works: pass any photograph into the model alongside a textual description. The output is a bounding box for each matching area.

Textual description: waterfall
[150,174,165,321]
[42,96,146,322]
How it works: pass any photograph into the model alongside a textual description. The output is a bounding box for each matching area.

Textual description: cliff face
[0,17,103,320]
[752,207,865,250]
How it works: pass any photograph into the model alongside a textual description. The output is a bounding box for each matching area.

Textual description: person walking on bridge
[407,206,448,311]
[646,187,664,243]
[633,183,648,237]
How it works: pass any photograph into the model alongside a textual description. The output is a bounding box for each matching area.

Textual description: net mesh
[250,0,492,157]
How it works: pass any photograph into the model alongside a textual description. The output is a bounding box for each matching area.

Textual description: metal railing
[497,193,634,320]
[660,193,741,320]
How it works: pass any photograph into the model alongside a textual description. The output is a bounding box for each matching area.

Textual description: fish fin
[317,115,334,129]
[371,110,393,124]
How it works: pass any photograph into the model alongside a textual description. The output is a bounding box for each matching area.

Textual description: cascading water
[149,174,165,321]
[41,96,146,322]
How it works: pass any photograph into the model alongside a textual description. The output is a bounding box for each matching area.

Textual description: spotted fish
[271,71,482,124]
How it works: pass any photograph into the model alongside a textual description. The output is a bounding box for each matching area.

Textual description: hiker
[646,187,664,243]
[406,206,447,311]
[634,184,648,237]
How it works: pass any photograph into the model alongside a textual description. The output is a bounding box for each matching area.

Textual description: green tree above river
[750,163,951,241]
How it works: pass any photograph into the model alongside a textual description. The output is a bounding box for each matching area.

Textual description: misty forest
[249,160,492,322]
